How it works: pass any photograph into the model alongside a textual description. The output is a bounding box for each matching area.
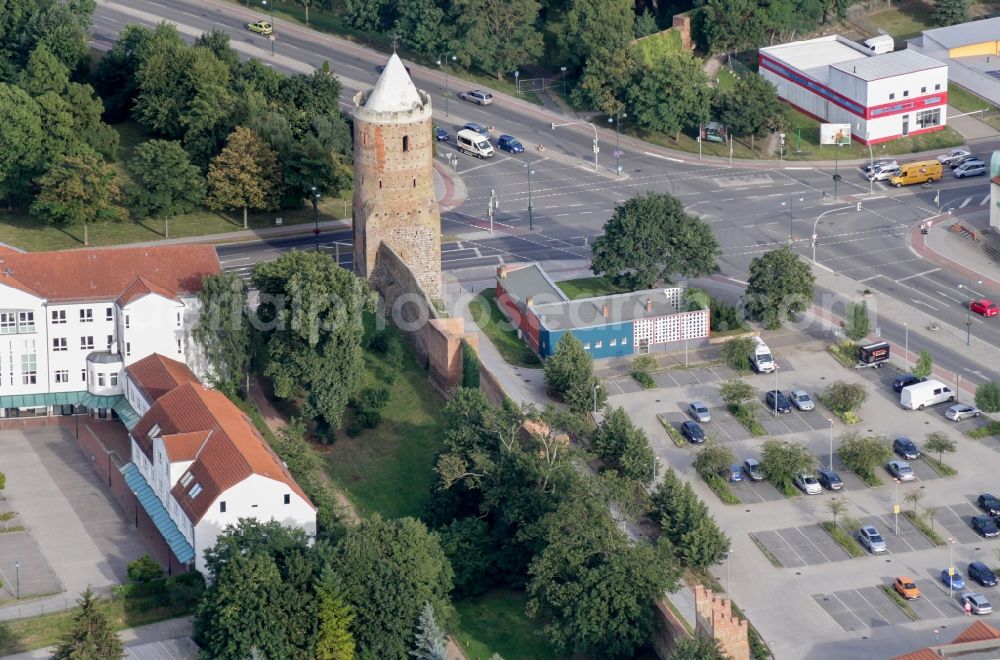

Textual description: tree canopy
[127,140,206,219]
[206,125,282,229]
[744,246,815,329]
[193,271,252,395]
[53,587,124,660]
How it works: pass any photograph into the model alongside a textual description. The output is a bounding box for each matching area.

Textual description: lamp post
[593,383,599,414]
[436,53,456,116]
[904,322,909,371]
[828,418,834,469]
[894,477,900,535]
[560,66,567,95]
[773,363,780,416]
[262,0,275,57]
[487,189,498,234]
[948,537,956,597]
[782,195,803,245]
[812,205,852,264]
[14,560,19,599]
[551,121,599,171]
[524,163,535,231]
[959,278,982,345]
[608,111,626,175]
[310,186,321,252]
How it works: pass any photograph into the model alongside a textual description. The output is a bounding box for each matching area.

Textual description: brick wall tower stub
[352,54,442,299]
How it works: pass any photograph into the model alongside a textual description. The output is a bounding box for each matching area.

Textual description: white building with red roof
[0,244,220,422]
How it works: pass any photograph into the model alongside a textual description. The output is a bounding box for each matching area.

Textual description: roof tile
[126,354,199,404]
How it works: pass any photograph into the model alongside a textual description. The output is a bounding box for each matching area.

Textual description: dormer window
[148,423,161,440]
[180,471,194,487]
[189,483,203,498]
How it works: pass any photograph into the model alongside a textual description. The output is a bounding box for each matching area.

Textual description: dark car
[893,437,920,460]
[433,125,449,141]
[979,494,1000,516]
[765,390,791,414]
[719,464,743,482]
[680,421,705,443]
[972,515,1000,538]
[497,135,524,153]
[969,561,999,587]
[893,374,924,393]
[817,468,844,491]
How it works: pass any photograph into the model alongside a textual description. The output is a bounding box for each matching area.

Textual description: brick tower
[352,54,441,298]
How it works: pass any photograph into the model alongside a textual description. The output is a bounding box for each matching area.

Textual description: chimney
[602,303,609,318]
[526,295,534,306]
[497,265,507,279]
[645,298,652,313]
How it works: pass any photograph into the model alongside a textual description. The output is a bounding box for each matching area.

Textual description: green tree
[564,375,607,416]
[91,24,153,123]
[544,333,591,397]
[718,379,755,407]
[52,588,124,660]
[721,337,755,374]
[680,515,731,569]
[668,635,726,660]
[395,0,452,57]
[127,140,206,220]
[329,516,454,659]
[0,83,44,207]
[744,246,815,329]
[826,498,847,527]
[437,517,498,597]
[315,569,355,660]
[131,24,195,138]
[593,407,655,484]
[701,0,768,53]
[836,432,891,482]
[903,489,923,517]
[3,0,94,76]
[411,601,448,660]
[206,125,282,229]
[715,72,787,142]
[933,0,969,26]
[591,192,719,289]
[913,350,933,380]
[843,301,870,342]
[924,431,956,465]
[976,381,1000,413]
[31,152,126,245]
[693,443,736,481]
[527,490,681,657]
[126,554,163,583]
[557,0,633,72]
[180,47,237,165]
[823,381,868,414]
[453,0,544,81]
[627,50,711,140]
[193,272,252,395]
[761,438,816,490]
[344,0,391,31]
[18,43,70,96]
[296,0,319,24]
[575,46,634,115]
[252,250,375,431]
[634,8,659,38]
[650,469,730,567]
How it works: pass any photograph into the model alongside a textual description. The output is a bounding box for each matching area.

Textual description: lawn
[323,322,447,520]
[556,276,630,300]
[947,84,1000,132]
[468,289,541,368]
[856,0,934,42]
[453,590,565,660]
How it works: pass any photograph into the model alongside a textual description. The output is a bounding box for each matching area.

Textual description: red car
[971,299,999,317]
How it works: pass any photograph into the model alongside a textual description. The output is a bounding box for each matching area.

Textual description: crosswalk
[945,192,991,211]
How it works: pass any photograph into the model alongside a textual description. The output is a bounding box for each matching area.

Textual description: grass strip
[467,289,541,368]
[903,510,947,546]
[657,414,689,448]
[921,455,957,477]
[968,421,1000,439]
[826,343,859,369]
[878,584,920,621]
[819,521,865,558]
[750,533,782,568]
[731,403,766,436]
[703,474,741,505]
[633,370,656,389]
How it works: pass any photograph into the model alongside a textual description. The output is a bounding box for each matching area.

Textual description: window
[106,335,113,350]
[148,423,161,439]
[189,484,203,498]
[80,308,93,323]
[81,369,87,382]
[889,93,895,100]
[622,337,629,345]
[180,471,194,488]
[219,501,227,513]
[935,83,941,90]
[52,337,67,352]
[110,372,118,387]
[583,342,591,350]
[920,86,926,94]
[51,310,66,324]
[106,307,113,321]
[125,342,131,356]
[54,370,69,383]
[81,336,94,350]
[124,315,130,329]
[610,338,617,346]
[903,90,909,97]
[21,352,36,385]
[18,312,34,332]
[284,494,291,505]
[595,340,603,349]
[916,108,941,129]
[0,313,13,334]
[402,135,409,152]
[176,312,182,327]
[176,339,183,354]
[98,373,105,387]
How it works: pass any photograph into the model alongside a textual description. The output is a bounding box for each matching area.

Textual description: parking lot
[753,525,851,567]
[604,363,740,395]
[933,501,987,545]
[812,587,912,631]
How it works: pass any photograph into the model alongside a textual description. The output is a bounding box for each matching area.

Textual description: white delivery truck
[456,129,495,158]
[900,379,955,410]
[750,337,775,373]
[863,35,894,54]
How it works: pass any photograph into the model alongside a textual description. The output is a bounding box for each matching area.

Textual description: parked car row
[435,121,526,159]
[765,389,814,415]
[859,149,987,184]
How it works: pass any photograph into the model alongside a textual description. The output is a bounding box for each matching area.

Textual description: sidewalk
[947,104,1000,143]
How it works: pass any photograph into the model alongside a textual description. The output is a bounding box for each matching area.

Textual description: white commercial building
[0,244,219,421]
[908,17,1000,108]
[760,35,949,144]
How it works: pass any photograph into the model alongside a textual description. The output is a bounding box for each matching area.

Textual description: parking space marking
[825,592,869,631]
[936,502,983,545]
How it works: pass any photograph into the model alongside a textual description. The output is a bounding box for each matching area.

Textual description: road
[96,0,1000,385]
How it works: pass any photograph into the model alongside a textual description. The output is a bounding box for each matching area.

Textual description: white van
[863,35,894,55]
[456,129,494,158]
[750,337,775,373]
[900,379,955,410]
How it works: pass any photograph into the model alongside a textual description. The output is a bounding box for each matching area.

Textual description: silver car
[858,525,887,553]
[946,403,981,421]
[794,473,822,495]
[938,148,970,166]
[790,390,815,411]
[687,401,711,423]
[962,592,993,615]
[458,90,494,105]
[888,460,915,481]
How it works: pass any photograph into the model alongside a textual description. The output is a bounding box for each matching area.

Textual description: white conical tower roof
[365,53,422,112]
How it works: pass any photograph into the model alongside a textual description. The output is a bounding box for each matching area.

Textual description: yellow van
[889,160,942,187]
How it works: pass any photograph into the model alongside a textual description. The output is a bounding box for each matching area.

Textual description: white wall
[0,284,45,398]
[119,295,186,368]
[192,474,317,574]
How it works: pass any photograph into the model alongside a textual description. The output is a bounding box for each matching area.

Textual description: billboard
[820,123,852,146]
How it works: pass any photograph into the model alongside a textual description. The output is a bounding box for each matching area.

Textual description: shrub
[732,404,766,436]
[913,350,933,379]
[718,379,755,406]
[0,471,5,490]
[127,554,164,583]
[837,432,891,483]
[632,355,657,372]
[166,571,205,608]
[976,381,1000,413]
[362,386,390,410]
[823,381,867,414]
[633,371,655,389]
[461,342,480,388]
[370,330,391,353]
[710,297,742,331]
[357,409,381,429]
[720,337,755,373]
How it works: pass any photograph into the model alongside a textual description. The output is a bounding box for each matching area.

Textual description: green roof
[0,391,123,410]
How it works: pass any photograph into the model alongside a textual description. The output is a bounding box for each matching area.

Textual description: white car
[963,592,993,615]
[867,164,899,181]
[888,460,916,482]
[938,148,971,166]
[861,159,897,175]
[946,403,981,421]
[458,90,494,105]
[794,473,822,495]
[790,390,815,411]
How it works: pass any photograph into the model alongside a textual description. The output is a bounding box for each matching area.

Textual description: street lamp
[436,53,456,116]
[781,195,804,245]
[773,363,780,416]
[608,111,626,175]
[524,163,535,231]
[560,66,567,96]
[948,537,956,597]
[262,0,275,57]
[593,382,599,414]
[310,186,321,252]
[828,418,834,469]
[812,205,852,264]
[894,477,900,535]
[14,560,19,599]
[904,322,908,371]
[959,278,982,345]
[551,121,599,171]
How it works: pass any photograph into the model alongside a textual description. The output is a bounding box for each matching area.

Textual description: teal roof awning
[121,463,195,564]
[80,393,121,409]
[112,397,140,431]
[0,391,86,408]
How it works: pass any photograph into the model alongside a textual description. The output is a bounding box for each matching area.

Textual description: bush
[357,409,381,429]
[127,554,164,583]
[976,381,1000,413]
[461,342,480,388]
[632,355,657,372]
[710,297,742,332]
[732,404,766,436]
[361,386,390,410]
[718,379,755,406]
[385,336,405,371]
[166,571,205,608]
[720,337,755,374]
[694,444,736,480]
[633,370,655,389]
[823,381,867,414]
[913,350,933,380]
[837,432,891,484]
[115,578,167,599]
[761,438,816,491]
